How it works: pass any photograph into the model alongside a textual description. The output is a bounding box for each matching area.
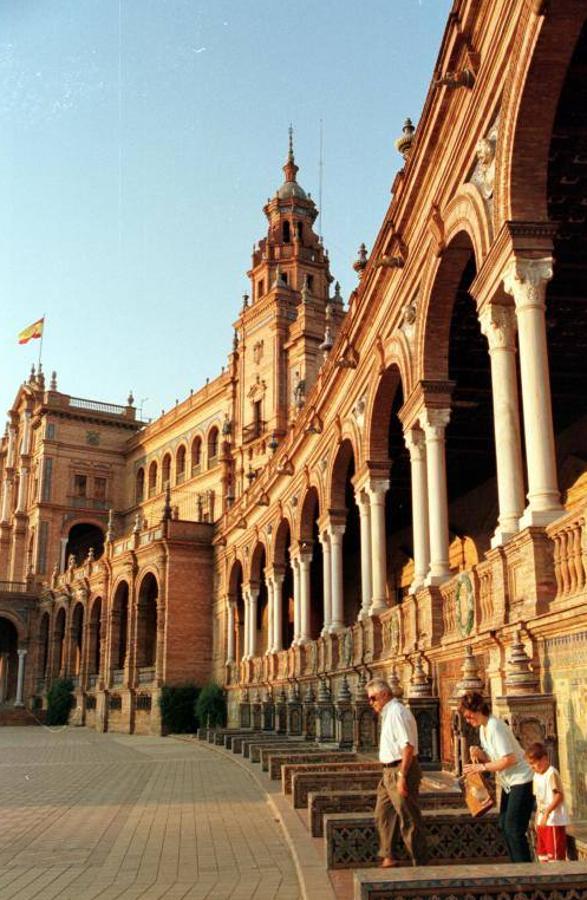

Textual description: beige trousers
[374,759,429,866]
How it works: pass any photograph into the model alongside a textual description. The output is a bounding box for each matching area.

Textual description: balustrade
[547,507,587,605]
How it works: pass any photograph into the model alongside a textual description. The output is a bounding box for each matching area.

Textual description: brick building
[1,0,587,817]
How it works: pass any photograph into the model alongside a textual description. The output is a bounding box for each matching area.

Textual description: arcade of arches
[1,0,587,818]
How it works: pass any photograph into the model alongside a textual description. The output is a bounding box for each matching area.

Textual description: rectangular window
[46,423,55,440]
[94,477,107,501]
[74,474,87,498]
[41,458,53,502]
[37,521,49,574]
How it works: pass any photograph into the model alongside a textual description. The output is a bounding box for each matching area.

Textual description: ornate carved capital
[478,303,517,350]
[403,426,426,462]
[503,257,553,312]
[421,407,451,438]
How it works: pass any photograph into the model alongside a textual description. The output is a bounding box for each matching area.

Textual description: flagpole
[38,315,45,372]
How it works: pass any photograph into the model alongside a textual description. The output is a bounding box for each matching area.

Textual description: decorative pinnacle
[283,124,299,183]
[353,243,368,278]
[288,123,294,162]
[394,118,415,160]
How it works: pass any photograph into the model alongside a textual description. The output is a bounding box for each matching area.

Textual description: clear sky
[0,0,452,424]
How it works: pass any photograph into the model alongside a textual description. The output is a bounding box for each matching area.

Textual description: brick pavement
[0,728,301,900]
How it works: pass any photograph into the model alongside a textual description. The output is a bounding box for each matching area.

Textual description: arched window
[162,453,171,488]
[176,446,186,485]
[282,220,291,243]
[148,461,158,497]
[137,573,158,668]
[65,522,105,565]
[191,437,202,476]
[296,221,303,241]
[136,468,145,503]
[208,427,219,468]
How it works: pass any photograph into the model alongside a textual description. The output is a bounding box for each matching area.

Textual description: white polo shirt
[479,715,533,791]
[379,698,419,763]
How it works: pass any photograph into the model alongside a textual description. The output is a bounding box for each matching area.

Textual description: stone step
[353,861,587,900]
[324,808,508,870]
[262,744,338,772]
[268,750,357,781]
[0,707,40,727]
[251,740,314,764]
[308,788,464,837]
[292,768,383,809]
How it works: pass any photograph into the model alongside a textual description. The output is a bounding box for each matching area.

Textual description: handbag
[461,771,495,818]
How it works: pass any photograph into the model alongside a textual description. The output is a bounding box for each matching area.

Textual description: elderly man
[366,677,429,867]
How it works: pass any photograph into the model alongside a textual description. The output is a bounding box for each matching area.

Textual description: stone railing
[547,506,587,606]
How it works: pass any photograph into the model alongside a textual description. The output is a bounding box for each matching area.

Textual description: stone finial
[337,674,352,703]
[222,414,232,437]
[133,511,142,534]
[333,281,343,306]
[353,243,368,278]
[408,654,433,698]
[50,370,57,391]
[29,364,36,384]
[241,293,249,311]
[317,678,332,703]
[394,118,415,160]
[454,645,484,697]
[268,432,279,454]
[504,630,539,696]
[127,391,135,407]
[232,329,239,352]
[37,365,45,389]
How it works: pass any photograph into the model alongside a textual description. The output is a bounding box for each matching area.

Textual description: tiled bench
[308,788,464,837]
[353,861,587,900]
[281,759,372,794]
[292,768,383,809]
[250,741,313,764]
[268,751,358,780]
[325,809,508,869]
[222,730,260,750]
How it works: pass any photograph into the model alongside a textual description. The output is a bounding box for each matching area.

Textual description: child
[526,742,568,862]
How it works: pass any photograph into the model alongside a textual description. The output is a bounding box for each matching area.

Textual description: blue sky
[0,0,452,423]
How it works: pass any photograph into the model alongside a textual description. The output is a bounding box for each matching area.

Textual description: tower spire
[283,124,299,184]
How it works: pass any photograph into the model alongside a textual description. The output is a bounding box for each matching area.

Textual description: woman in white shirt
[460,691,534,862]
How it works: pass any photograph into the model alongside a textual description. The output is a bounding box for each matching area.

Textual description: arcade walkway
[0,728,301,900]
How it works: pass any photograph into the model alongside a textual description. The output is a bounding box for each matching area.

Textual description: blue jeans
[499,780,534,862]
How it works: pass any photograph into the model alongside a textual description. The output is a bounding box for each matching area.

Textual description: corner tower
[232,131,341,485]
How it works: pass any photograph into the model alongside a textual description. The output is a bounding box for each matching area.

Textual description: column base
[409,577,426,595]
[490,525,519,549]
[328,622,345,634]
[425,569,451,587]
[356,608,371,622]
[14,700,24,708]
[368,601,388,617]
[519,504,564,528]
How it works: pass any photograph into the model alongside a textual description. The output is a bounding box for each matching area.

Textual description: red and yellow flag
[18,317,44,345]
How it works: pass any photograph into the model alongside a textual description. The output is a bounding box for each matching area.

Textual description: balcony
[242,420,266,445]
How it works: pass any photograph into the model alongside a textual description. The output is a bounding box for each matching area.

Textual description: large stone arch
[0,606,27,644]
[366,362,408,467]
[298,486,321,544]
[496,0,587,224]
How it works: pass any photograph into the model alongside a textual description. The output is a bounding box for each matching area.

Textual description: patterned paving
[0,727,300,899]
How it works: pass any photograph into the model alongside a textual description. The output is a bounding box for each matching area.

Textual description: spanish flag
[18,317,44,345]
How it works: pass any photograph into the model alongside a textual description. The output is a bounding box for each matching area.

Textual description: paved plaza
[0,728,301,900]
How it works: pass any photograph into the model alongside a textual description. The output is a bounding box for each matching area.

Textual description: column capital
[365,478,389,500]
[421,407,451,437]
[399,380,455,431]
[478,303,517,351]
[265,565,285,583]
[503,257,553,312]
[403,425,426,461]
[17,647,28,658]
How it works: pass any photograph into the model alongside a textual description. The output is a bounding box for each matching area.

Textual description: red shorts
[536,825,567,862]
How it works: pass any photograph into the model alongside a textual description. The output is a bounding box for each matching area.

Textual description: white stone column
[273,573,284,652]
[59,538,68,573]
[319,531,332,635]
[242,589,251,659]
[265,574,274,654]
[404,427,430,592]
[248,586,258,659]
[16,466,28,513]
[14,648,27,707]
[291,555,301,645]
[479,303,526,545]
[356,489,373,619]
[366,480,389,615]
[226,602,236,664]
[503,258,563,526]
[329,524,346,632]
[298,551,312,643]
[422,409,451,585]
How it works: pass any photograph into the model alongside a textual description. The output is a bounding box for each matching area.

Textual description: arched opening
[0,617,19,703]
[274,519,295,648]
[250,544,268,657]
[176,445,186,484]
[54,607,66,677]
[229,561,245,663]
[148,461,158,497]
[330,440,361,625]
[544,21,587,504]
[282,220,291,243]
[296,221,303,241]
[38,612,50,680]
[191,436,202,476]
[137,574,158,668]
[299,487,323,639]
[136,468,145,504]
[208,427,219,467]
[71,603,84,677]
[111,582,129,671]
[89,597,102,676]
[162,453,171,489]
[65,522,104,566]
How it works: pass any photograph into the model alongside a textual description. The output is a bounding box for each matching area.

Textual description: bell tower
[232,130,342,487]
